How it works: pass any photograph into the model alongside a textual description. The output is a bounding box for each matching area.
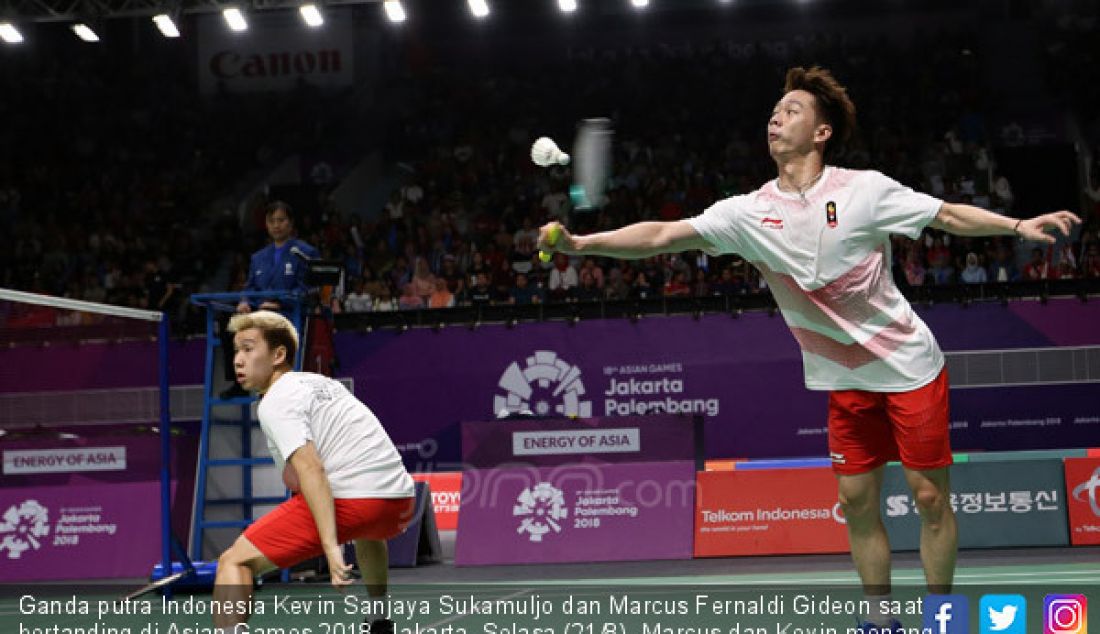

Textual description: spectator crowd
[2,8,1099,334]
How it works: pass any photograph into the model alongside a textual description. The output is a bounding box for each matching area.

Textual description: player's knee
[913,484,949,523]
[837,489,877,523]
[217,547,241,569]
[218,539,252,568]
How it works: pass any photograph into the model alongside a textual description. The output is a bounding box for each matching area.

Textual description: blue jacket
[245,239,319,299]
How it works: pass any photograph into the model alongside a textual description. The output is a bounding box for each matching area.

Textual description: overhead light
[222,7,247,32]
[299,4,324,27]
[383,0,406,22]
[558,0,577,12]
[0,22,24,43]
[631,0,649,7]
[468,0,490,18]
[152,14,180,38]
[71,23,100,42]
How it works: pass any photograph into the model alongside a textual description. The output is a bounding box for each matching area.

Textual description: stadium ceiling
[3,0,385,23]
[2,0,961,26]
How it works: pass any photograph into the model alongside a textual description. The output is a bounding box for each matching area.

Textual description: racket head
[570,117,613,211]
[538,224,563,262]
[120,568,192,601]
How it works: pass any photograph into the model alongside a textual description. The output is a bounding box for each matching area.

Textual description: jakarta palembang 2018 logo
[494,350,592,418]
[514,482,568,543]
[0,499,50,560]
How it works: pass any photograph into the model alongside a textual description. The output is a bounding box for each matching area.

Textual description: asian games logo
[0,499,50,559]
[1072,466,1100,517]
[494,351,593,418]
[514,482,568,543]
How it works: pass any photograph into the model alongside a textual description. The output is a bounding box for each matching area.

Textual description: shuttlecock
[531,137,570,167]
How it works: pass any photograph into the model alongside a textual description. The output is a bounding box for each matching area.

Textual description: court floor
[3,546,1096,633]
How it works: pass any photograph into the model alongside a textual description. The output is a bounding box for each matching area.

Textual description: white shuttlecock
[531,136,570,167]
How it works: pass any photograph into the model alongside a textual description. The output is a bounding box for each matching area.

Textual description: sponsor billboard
[195,9,354,94]
[454,461,696,566]
[461,415,699,468]
[694,467,848,557]
[882,460,1069,550]
[411,471,462,531]
[1064,457,1100,546]
[0,482,166,580]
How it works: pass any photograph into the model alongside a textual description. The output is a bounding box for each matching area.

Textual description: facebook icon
[924,595,970,634]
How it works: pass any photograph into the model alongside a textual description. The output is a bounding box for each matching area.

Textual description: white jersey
[687,167,945,392]
[257,372,415,498]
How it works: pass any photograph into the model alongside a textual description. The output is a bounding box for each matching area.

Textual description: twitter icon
[981,595,1026,634]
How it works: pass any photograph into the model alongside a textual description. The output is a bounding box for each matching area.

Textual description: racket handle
[539,224,562,262]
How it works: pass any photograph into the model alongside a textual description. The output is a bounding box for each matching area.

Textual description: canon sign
[210,49,343,80]
[196,9,354,94]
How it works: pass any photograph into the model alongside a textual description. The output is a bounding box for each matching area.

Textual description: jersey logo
[761,217,784,229]
[826,201,838,228]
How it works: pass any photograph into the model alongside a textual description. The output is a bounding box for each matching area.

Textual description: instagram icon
[1045,595,1088,634]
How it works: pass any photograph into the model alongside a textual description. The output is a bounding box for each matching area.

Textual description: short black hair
[265,200,294,223]
[784,66,858,158]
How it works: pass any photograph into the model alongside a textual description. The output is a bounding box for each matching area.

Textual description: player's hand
[537,222,577,255]
[236,300,252,314]
[325,545,354,590]
[258,300,281,311]
[1016,211,1081,244]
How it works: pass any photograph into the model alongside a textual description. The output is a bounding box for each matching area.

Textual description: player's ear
[273,344,288,368]
[815,123,833,144]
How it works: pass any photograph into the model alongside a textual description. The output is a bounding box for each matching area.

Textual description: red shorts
[827,368,952,475]
[243,495,416,568]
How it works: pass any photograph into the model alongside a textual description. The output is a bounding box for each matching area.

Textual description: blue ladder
[188,291,305,566]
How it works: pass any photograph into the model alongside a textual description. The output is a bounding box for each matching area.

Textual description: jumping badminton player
[538,67,1080,632]
[212,310,416,633]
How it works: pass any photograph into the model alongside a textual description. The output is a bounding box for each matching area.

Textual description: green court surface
[3,549,1097,634]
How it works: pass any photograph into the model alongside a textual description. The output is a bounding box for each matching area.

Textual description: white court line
[564,568,1100,586]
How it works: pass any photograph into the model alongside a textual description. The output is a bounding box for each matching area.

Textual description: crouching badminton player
[211,310,416,633]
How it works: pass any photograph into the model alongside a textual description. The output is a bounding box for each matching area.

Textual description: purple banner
[0,339,203,393]
[0,481,168,580]
[454,461,695,566]
[1,428,200,580]
[461,415,699,468]
[2,298,1097,464]
[337,298,1100,467]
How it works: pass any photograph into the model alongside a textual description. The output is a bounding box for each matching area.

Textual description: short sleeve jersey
[257,372,415,498]
[687,167,945,392]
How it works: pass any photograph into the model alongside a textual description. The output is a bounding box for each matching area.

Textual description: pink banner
[0,481,166,581]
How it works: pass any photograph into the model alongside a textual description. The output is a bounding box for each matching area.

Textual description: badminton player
[538,66,1080,632]
[211,310,416,633]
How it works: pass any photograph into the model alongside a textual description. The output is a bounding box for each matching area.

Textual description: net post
[158,316,174,599]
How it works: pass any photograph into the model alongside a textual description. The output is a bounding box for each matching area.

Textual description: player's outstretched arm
[290,442,355,589]
[930,203,1081,243]
[537,220,710,259]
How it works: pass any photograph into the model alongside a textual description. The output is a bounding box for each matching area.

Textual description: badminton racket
[532,117,614,261]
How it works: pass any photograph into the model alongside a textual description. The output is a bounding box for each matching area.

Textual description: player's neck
[259,368,290,394]
[775,154,825,195]
[272,238,289,248]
